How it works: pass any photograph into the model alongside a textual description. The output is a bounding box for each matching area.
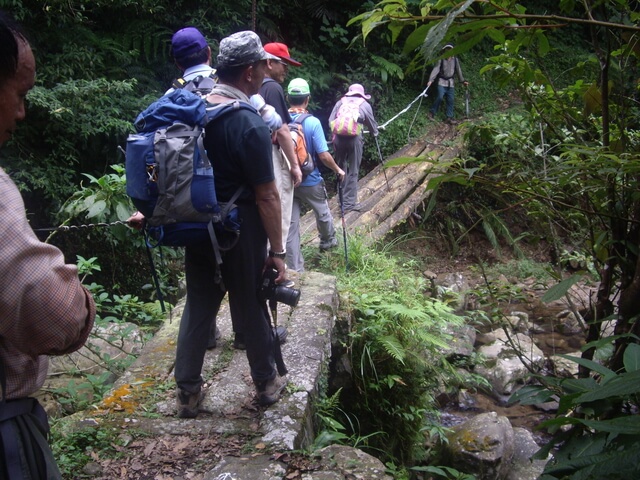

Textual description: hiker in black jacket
[426,44,469,125]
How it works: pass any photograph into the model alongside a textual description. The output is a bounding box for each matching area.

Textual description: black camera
[258,268,300,307]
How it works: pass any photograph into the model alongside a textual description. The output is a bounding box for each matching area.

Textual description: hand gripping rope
[378,85,430,142]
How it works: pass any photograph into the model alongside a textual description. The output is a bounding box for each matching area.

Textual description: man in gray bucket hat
[173,30,289,416]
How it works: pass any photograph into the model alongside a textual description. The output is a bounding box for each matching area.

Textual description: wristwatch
[269,249,287,259]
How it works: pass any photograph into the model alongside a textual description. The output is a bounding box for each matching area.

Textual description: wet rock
[548,352,581,378]
[457,388,477,410]
[423,270,437,279]
[555,309,585,335]
[475,329,545,395]
[542,335,569,351]
[204,446,392,480]
[437,272,469,292]
[505,427,548,480]
[441,324,476,359]
[204,454,286,480]
[505,311,531,333]
[311,445,393,479]
[443,412,515,480]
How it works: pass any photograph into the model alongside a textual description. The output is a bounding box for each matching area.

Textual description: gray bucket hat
[216,31,278,68]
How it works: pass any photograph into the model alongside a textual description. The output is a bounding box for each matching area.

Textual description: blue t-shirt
[290,112,328,187]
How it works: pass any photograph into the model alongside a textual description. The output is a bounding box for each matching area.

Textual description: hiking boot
[319,237,338,251]
[429,111,435,120]
[176,388,203,418]
[207,326,222,350]
[445,118,459,125]
[255,375,288,406]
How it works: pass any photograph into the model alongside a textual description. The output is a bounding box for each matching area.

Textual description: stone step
[61,271,346,478]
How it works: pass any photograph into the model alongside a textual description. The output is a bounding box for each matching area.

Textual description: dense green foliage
[352,0,640,477]
[512,342,640,479]
[4,0,640,476]
[305,233,483,474]
[338,239,466,465]
[1,0,438,295]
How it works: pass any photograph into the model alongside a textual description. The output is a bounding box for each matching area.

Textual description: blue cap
[172,27,208,60]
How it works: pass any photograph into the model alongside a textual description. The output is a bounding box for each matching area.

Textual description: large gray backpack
[125,87,257,264]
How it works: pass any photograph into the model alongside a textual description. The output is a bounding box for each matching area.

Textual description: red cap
[263,42,302,66]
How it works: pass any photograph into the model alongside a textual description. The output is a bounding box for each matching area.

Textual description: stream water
[440,295,588,446]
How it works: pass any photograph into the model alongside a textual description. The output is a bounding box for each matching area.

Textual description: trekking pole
[373,134,390,190]
[465,85,470,118]
[337,179,349,272]
[268,298,288,376]
[144,240,166,314]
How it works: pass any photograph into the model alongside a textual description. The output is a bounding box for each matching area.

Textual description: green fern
[370,54,405,82]
[379,335,406,364]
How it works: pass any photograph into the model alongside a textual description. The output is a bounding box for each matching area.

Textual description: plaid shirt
[0,167,95,400]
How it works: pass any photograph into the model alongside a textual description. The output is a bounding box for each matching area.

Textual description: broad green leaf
[116,202,131,222]
[624,343,640,372]
[578,416,640,435]
[462,167,480,178]
[87,200,107,219]
[576,369,640,403]
[541,274,583,303]
[403,24,430,54]
[486,28,506,44]
[537,31,550,56]
[508,385,555,405]
[584,82,602,116]
[558,354,615,377]
[560,377,599,395]
[83,194,97,209]
[82,173,99,184]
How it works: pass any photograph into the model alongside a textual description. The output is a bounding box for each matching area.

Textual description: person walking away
[285,78,345,272]
[426,44,469,125]
[126,28,289,352]
[328,83,378,212]
[260,42,302,262]
[173,30,288,417]
[173,27,289,350]
[167,26,226,350]
[0,11,96,478]
[169,26,215,91]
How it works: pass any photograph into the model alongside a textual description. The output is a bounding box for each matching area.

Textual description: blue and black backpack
[125,86,257,265]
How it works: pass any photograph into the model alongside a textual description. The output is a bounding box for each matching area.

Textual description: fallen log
[299,127,464,248]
